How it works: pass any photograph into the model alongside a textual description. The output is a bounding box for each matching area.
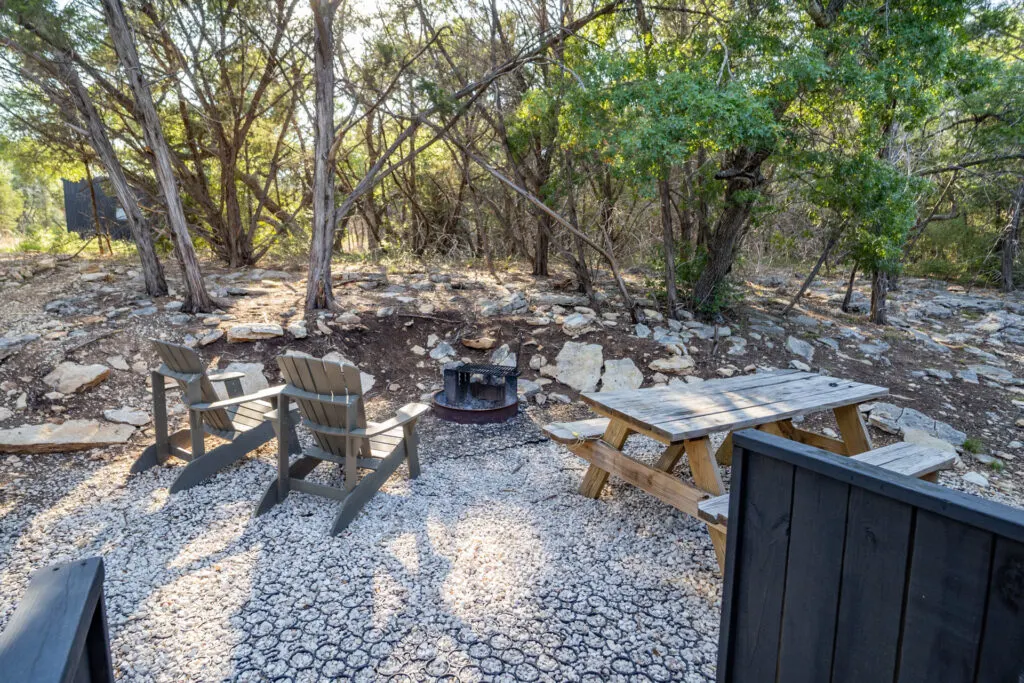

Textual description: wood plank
[567,439,709,517]
[542,418,611,444]
[723,451,794,681]
[686,437,727,569]
[714,432,734,466]
[587,373,850,427]
[697,494,729,526]
[834,403,873,454]
[896,510,993,683]
[974,537,1024,682]
[578,420,631,499]
[831,488,913,683]
[776,468,849,683]
[583,369,807,407]
[655,383,885,442]
[853,443,956,479]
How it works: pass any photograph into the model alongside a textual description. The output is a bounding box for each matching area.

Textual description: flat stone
[867,402,966,446]
[335,312,362,325]
[287,321,308,339]
[634,323,651,339]
[962,472,989,488]
[0,419,135,454]
[490,344,516,367]
[561,313,597,337]
[430,341,455,361]
[785,336,814,361]
[969,365,1014,383]
[554,342,604,393]
[463,336,498,350]
[790,359,811,372]
[648,356,695,375]
[43,363,110,394]
[226,323,284,342]
[221,362,269,396]
[600,359,644,392]
[103,408,151,426]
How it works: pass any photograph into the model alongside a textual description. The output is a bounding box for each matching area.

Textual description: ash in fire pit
[432,362,520,424]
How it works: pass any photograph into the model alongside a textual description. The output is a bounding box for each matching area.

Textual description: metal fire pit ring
[431,390,519,424]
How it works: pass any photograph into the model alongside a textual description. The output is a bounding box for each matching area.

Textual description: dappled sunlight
[441,506,549,621]
[116,549,258,681]
[166,502,252,570]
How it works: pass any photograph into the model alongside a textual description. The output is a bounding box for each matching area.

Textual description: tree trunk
[689,148,770,313]
[869,269,888,324]
[305,0,338,310]
[99,0,212,312]
[533,213,550,276]
[82,156,105,255]
[659,177,679,318]
[1001,181,1024,292]
[841,264,857,313]
[58,59,168,296]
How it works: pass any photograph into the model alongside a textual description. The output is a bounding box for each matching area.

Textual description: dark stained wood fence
[0,557,114,683]
[719,429,1024,683]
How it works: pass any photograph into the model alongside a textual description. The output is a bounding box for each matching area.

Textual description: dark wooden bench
[698,441,957,527]
[716,429,1024,682]
[0,557,114,683]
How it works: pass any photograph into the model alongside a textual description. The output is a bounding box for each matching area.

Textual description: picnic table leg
[686,437,727,571]
[654,443,686,472]
[714,433,734,467]
[834,404,873,455]
[579,420,632,498]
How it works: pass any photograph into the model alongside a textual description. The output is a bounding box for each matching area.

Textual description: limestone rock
[648,355,695,375]
[529,354,547,370]
[43,363,110,394]
[430,341,455,361]
[600,359,644,392]
[103,408,151,426]
[785,335,814,362]
[226,323,284,342]
[867,402,966,446]
[561,313,598,337]
[554,342,604,393]
[0,420,135,454]
[490,344,516,367]
[962,471,989,488]
[463,336,498,350]
[969,365,1014,383]
[287,321,308,339]
[107,355,130,371]
[221,362,270,396]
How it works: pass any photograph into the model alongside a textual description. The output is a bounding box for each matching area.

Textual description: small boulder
[600,359,644,392]
[0,419,135,453]
[785,335,814,362]
[43,363,110,394]
[430,341,456,361]
[463,336,498,350]
[103,408,151,426]
[554,342,604,393]
[648,356,695,375]
[226,323,284,343]
[287,321,308,339]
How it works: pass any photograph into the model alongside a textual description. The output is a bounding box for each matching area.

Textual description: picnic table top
[580,370,888,443]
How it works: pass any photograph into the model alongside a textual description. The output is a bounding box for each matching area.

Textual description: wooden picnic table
[543,370,889,569]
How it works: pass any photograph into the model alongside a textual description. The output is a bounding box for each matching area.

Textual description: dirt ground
[0,251,1021,501]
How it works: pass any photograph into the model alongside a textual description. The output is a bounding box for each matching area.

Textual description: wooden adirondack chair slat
[255,354,429,535]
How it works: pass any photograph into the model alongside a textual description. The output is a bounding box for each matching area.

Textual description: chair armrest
[189,385,285,412]
[208,371,247,383]
[360,403,430,437]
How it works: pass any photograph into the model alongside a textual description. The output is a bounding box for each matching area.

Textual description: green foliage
[963,437,984,454]
[646,243,744,315]
[0,162,23,233]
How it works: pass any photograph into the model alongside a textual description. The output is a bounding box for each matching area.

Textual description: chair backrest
[277,353,367,457]
[151,339,233,432]
[718,429,1024,683]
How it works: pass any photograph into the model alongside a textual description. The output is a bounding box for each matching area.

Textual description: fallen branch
[64,329,122,355]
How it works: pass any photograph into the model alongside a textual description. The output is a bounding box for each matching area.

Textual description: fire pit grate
[432,352,521,424]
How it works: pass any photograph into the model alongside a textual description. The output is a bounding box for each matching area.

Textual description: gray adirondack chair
[131,339,297,493]
[255,353,429,534]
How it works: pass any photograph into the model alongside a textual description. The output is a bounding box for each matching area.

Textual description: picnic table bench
[544,370,891,569]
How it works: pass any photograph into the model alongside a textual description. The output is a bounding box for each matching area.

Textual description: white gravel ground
[0,413,723,681]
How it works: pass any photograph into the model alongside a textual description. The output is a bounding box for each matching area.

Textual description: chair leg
[134,372,170,474]
[131,427,191,473]
[189,409,205,462]
[254,456,320,516]
[404,426,421,479]
[169,422,275,494]
[331,443,407,535]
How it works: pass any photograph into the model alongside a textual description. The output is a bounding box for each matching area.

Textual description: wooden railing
[718,429,1024,683]
[0,557,114,683]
